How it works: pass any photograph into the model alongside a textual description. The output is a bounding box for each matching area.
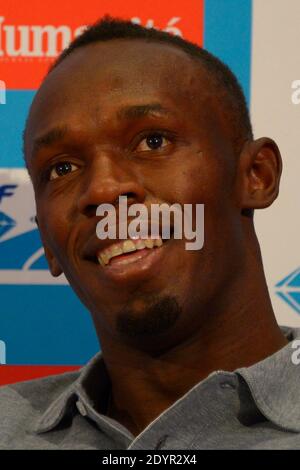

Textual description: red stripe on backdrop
[0,0,203,89]
[0,365,80,386]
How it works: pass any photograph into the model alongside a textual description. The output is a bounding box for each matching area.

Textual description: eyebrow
[31,103,174,157]
[32,126,68,158]
[117,103,173,120]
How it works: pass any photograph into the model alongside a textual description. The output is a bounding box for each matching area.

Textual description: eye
[136,133,171,152]
[49,161,78,180]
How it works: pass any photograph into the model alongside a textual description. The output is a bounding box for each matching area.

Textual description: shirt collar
[34,326,300,434]
[34,352,108,434]
[237,326,300,433]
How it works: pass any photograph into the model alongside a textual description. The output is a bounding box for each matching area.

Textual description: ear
[237,137,282,212]
[35,215,63,277]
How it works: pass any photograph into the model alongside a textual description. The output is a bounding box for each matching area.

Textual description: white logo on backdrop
[0,16,183,59]
[0,169,67,285]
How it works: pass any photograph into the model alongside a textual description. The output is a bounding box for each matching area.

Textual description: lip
[86,237,172,284]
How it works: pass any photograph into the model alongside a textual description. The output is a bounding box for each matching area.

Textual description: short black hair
[48,15,253,156]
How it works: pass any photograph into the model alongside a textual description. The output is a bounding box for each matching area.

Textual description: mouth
[97,236,164,266]
[84,230,174,283]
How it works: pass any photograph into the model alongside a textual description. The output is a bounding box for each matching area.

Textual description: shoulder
[0,369,80,402]
[0,370,80,448]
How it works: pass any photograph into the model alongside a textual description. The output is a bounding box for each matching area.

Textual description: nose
[77,153,146,216]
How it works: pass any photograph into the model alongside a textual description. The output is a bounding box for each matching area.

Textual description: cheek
[173,154,239,256]
[37,197,73,257]
[168,153,228,207]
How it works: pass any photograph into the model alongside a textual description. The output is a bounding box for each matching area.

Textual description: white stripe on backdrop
[251,0,300,326]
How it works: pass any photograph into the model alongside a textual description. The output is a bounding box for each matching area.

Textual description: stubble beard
[116,294,181,339]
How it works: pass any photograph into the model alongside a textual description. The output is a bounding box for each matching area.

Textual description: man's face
[25,40,244,350]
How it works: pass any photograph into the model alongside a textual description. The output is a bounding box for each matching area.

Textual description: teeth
[110,245,123,257]
[135,239,146,250]
[122,240,136,253]
[154,237,163,247]
[97,236,163,266]
[98,252,110,266]
[98,256,105,267]
[144,239,154,249]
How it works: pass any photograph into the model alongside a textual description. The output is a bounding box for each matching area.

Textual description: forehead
[25,39,218,161]
[46,39,207,98]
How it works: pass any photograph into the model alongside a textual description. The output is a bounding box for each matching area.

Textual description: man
[0,16,299,450]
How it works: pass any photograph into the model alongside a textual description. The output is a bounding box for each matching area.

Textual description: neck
[96,234,288,436]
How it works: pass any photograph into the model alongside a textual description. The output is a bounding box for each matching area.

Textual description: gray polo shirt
[1,326,300,449]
